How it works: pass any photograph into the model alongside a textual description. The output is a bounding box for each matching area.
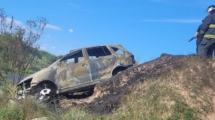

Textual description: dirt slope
[60,54,215,119]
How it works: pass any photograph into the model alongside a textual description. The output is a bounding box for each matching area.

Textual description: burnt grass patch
[59,53,215,117]
[83,54,188,114]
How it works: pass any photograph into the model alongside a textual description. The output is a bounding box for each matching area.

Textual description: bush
[0,105,24,120]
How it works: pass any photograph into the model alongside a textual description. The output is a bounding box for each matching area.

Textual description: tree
[30,50,59,73]
[0,8,48,83]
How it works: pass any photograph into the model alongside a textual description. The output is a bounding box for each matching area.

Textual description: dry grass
[0,82,55,120]
[1,55,215,120]
[99,56,215,120]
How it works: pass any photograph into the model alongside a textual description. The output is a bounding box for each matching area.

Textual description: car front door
[57,49,92,90]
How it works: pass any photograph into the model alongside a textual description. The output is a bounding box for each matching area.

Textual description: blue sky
[0,0,214,63]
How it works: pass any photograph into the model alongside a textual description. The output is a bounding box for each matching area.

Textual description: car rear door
[86,46,117,81]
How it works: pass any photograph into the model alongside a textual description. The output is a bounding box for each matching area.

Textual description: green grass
[0,81,54,120]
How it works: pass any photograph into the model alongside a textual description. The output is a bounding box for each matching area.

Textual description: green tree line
[0,8,58,83]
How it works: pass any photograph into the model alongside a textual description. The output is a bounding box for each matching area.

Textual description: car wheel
[35,86,56,103]
[113,70,123,76]
[116,71,122,74]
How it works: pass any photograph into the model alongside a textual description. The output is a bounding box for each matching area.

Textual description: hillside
[1,54,215,120]
[60,54,215,120]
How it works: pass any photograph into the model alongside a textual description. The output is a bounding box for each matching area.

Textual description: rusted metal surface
[17,44,136,98]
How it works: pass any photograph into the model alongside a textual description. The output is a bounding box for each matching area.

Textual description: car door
[57,49,92,90]
[86,46,117,81]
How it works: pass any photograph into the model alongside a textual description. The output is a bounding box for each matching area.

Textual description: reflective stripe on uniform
[209,24,215,28]
[204,34,215,39]
[203,24,215,38]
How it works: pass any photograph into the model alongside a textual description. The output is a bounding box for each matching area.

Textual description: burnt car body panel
[18,44,136,98]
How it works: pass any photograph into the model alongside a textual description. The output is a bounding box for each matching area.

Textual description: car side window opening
[87,46,111,60]
[60,50,84,66]
[111,47,125,55]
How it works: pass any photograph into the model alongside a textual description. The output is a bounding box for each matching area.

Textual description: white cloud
[2,17,62,31]
[46,24,62,30]
[142,19,201,23]
[6,18,22,26]
[40,44,56,50]
[51,46,56,49]
[45,35,51,38]
[0,17,23,26]
[69,29,74,33]
[40,46,47,50]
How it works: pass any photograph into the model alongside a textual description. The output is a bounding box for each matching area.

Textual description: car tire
[35,85,56,103]
[113,70,123,76]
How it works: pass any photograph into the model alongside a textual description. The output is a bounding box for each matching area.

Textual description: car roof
[69,44,121,53]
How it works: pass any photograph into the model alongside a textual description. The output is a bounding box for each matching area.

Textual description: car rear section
[107,45,136,75]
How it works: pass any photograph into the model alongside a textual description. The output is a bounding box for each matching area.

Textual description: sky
[0,0,214,64]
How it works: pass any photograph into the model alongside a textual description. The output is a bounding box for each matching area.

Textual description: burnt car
[17,44,136,102]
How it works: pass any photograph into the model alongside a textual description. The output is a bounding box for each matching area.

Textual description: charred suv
[17,44,136,102]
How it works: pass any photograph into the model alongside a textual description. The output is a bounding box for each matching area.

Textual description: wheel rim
[39,88,51,100]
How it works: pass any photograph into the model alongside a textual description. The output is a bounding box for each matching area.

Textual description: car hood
[18,67,50,85]
[18,60,60,86]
